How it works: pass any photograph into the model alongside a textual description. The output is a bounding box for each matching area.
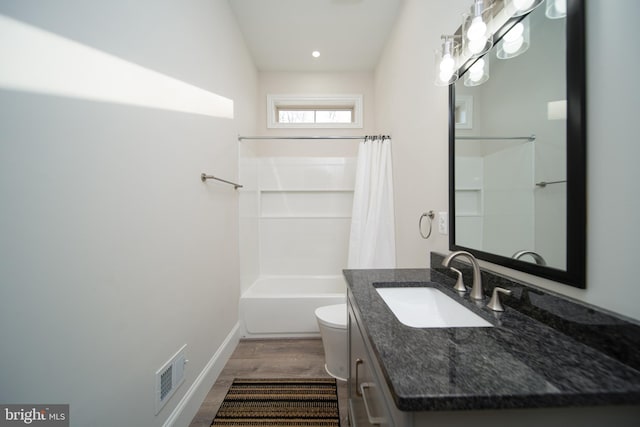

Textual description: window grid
[277,107,354,124]
[267,94,363,129]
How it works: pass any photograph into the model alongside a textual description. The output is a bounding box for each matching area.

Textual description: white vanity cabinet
[348,298,408,427]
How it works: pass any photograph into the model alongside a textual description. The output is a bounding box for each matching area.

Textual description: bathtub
[240,275,347,338]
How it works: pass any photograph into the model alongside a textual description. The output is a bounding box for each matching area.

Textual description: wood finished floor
[189,338,348,427]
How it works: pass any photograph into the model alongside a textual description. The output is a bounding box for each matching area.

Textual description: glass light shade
[511,0,544,17]
[434,37,459,86]
[496,17,530,59]
[545,0,567,19]
[464,56,490,86]
[462,1,494,58]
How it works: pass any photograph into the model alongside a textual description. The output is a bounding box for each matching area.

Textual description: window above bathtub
[267,94,363,129]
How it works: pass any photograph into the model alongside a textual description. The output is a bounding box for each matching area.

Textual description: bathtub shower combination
[240,275,347,337]
[239,142,393,380]
[238,156,356,338]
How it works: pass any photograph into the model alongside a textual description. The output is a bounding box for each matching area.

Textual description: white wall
[376,0,640,321]
[581,0,640,320]
[374,0,469,267]
[245,71,376,158]
[0,1,257,426]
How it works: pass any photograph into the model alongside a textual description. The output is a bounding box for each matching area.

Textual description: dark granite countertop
[343,267,640,412]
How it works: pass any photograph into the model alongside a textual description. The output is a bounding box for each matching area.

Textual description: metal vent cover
[160,365,173,401]
[155,344,187,414]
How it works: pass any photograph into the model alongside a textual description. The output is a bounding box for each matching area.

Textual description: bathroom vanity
[344,261,640,426]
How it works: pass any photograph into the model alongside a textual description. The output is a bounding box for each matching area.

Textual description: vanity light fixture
[312,50,321,58]
[496,17,530,59]
[545,0,567,19]
[462,0,494,57]
[434,35,460,86]
[464,56,490,86]
[511,0,544,17]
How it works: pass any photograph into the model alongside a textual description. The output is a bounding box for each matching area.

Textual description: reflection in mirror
[455,5,566,269]
[449,0,585,288]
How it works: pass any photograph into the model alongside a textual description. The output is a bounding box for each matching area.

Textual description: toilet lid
[315,304,347,329]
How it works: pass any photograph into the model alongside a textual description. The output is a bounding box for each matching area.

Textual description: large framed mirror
[449,0,586,288]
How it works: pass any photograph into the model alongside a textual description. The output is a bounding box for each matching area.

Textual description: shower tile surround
[344,253,640,412]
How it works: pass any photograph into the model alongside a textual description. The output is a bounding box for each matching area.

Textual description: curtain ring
[419,210,435,239]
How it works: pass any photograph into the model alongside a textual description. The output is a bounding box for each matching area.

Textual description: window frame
[267,94,363,129]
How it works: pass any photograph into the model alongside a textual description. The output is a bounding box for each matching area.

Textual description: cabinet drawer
[348,303,393,427]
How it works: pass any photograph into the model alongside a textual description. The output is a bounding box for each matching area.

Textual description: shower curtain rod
[456,134,536,142]
[237,135,390,141]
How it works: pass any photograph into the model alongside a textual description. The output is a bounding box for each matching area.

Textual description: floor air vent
[155,344,187,414]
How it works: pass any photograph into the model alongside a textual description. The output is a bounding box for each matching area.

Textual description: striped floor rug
[211,378,340,427]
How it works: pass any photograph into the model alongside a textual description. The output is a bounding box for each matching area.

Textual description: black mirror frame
[448,0,586,288]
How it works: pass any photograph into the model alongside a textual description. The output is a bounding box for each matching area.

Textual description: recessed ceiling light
[312,51,321,58]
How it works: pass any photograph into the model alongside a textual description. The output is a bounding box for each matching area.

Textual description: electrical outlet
[438,212,448,235]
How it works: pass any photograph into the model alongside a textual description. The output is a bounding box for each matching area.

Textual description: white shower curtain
[347,136,396,269]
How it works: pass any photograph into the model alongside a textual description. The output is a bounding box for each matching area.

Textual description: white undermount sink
[375,286,493,328]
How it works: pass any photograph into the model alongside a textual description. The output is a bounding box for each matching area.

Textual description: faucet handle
[487,287,512,312]
[450,268,467,293]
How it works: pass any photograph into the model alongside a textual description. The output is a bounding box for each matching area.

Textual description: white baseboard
[162,323,240,427]
[240,331,321,339]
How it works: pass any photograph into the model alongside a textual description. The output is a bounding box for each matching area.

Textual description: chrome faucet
[442,251,484,300]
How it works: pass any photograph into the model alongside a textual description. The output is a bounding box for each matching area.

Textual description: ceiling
[228,0,402,72]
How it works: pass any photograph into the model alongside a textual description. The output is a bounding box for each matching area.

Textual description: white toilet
[315,303,348,381]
